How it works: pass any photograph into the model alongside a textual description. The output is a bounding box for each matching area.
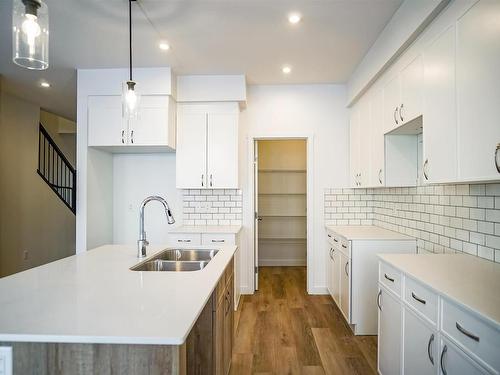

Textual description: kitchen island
[0,243,237,374]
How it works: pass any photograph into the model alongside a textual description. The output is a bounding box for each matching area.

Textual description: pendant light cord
[129,0,133,81]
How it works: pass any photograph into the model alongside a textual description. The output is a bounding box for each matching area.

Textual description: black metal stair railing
[37,123,76,214]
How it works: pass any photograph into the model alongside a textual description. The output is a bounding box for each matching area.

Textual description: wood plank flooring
[231,267,378,375]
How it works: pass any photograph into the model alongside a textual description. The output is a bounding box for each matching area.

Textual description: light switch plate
[0,347,12,375]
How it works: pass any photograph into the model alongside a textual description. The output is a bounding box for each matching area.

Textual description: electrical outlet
[23,251,29,261]
[0,346,12,375]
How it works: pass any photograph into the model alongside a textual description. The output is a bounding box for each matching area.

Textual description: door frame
[246,134,314,294]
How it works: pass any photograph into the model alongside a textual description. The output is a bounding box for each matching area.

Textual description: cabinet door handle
[177,239,191,243]
[377,290,382,311]
[440,345,447,375]
[427,334,435,365]
[345,261,349,276]
[456,322,480,342]
[423,159,429,180]
[399,103,404,122]
[384,273,395,282]
[211,239,225,243]
[495,144,500,173]
[209,174,213,187]
[411,292,426,305]
[394,107,399,125]
[121,130,125,144]
[201,174,204,187]
[378,169,383,185]
[130,130,134,144]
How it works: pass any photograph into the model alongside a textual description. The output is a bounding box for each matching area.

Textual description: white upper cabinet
[207,112,239,189]
[176,103,239,189]
[349,105,361,187]
[423,25,457,184]
[88,96,125,146]
[370,89,385,187]
[349,97,372,188]
[383,74,402,132]
[176,109,207,188]
[456,0,500,182]
[88,94,176,150]
[400,54,423,125]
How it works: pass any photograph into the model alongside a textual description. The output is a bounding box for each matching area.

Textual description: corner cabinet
[88,95,176,151]
[176,103,239,189]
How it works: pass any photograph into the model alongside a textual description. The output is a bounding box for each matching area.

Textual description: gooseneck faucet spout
[138,195,175,258]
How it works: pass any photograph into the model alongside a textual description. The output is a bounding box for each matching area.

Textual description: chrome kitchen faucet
[137,196,175,258]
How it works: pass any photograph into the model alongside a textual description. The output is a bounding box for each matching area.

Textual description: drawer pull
[177,239,191,243]
[211,239,225,243]
[341,244,347,249]
[411,292,426,305]
[456,322,480,342]
[427,334,435,365]
[384,273,395,283]
[440,345,447,375]
[377,290,382,311]
[334,238,339,242]
[327,234,331,238]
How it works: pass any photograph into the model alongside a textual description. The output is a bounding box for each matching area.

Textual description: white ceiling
[0,0,402,120]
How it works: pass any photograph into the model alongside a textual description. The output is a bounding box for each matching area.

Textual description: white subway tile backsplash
[183,189,242,225]
[324,183,500,263]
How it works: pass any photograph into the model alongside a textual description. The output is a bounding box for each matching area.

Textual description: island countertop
[0,244,236,345]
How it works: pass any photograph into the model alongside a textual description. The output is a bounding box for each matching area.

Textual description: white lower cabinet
[403,308,437,375]
[339,251,350,321]
[378,287,402,375]
[378,259,498,375]
[439,337,488,375]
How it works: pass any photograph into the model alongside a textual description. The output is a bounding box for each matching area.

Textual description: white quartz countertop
[379,253,500,327]
[169,225,242,234]
[0,244,236,345]
[325,225,415,241]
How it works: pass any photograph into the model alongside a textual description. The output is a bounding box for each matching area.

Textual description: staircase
[37,124,76,214]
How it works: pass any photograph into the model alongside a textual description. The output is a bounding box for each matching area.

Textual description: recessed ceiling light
[159,41,170,51]
[40,81,51,88]
[288,12,302,24]
[282,65,292,74]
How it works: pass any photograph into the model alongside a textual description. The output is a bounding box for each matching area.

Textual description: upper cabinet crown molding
[176,75,247,108]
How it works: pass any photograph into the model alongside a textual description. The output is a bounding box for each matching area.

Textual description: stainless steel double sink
[130,248,219,272]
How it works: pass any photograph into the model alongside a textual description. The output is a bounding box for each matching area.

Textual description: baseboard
[240,286,254,295]
[258,259,306,266]
[308,286,329,295]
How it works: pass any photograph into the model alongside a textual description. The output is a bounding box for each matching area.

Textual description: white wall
[112,153,183,245]
[239,84,349,294]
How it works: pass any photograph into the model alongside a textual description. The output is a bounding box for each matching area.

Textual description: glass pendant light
[12,0,49,70]
[122,0,140,119]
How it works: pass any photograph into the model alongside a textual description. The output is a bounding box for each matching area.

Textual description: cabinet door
[339,252,350,321]
[423,25,457,184]
[224,278,234,375]
[370,89,385,186]
[207,112,239,189]
[88,96,126,146]
[176,108,207,188]
[326,246,333,295]
[457,0,500,181]
[378,287,401,375]
[349,105,361,187]
[358,96,372,187]
[400,54,423,124]
[383,74,401,132]
[331,247,340,305]
[214,297,224,375]
[403,308,437,375]
[439,338,488,375]
[129,95,172,147]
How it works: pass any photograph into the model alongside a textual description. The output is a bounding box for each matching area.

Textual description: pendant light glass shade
[122,80,141,119]
[12,0,49,70]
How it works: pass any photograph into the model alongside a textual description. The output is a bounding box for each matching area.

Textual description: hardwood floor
[231,267,378,375]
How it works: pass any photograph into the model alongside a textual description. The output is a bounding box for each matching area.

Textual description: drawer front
[326,230,341,248]
[201,233,235,245]
[379,262,402,297]
[441,299,500,373]
[169,233,202,245]
[404,276,438,325]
